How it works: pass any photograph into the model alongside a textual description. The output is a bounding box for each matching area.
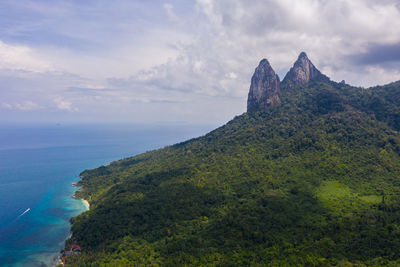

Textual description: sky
[1,0,400,124]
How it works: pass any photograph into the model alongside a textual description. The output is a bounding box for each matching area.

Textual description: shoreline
[81,199,90,210]
[71,196,90,210]
[55,180,89,266]
[70,183,90,210]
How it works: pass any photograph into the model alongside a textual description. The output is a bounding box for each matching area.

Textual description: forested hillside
[64,54,400,266]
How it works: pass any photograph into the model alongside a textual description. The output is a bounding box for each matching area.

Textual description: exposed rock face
[247,59,281,112]
[283,52,321,85]
[246,52,324,112]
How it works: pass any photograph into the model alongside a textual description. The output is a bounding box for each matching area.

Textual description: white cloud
[54,97,78,112]
[16,101,43,111]
[227,72,237,79]
[0,40,52,72]
[1,101,43,111]
[1,103,13,110]
[164,3,180,23]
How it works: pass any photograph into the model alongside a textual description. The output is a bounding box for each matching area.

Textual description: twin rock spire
[247,52,323,112]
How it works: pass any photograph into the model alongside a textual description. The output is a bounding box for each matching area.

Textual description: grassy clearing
[317,180,381,213]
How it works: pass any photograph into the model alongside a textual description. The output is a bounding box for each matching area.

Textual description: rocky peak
[283,52,321,85]
[247,59,281,112]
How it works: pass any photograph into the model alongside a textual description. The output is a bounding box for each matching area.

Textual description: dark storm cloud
[350,43,400,67]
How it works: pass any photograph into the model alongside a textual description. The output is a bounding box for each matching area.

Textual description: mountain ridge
[248,52,328,113]
[63,53,400,266]
[247,58,281,112]
[282,52,325,86]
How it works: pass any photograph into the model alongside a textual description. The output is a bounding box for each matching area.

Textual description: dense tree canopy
[65,78,400,266]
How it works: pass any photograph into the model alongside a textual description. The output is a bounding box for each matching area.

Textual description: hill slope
[65,54,400,266]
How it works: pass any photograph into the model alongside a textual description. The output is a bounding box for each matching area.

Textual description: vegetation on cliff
[66,54,400,266]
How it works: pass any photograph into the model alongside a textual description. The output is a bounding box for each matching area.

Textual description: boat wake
[17,208,30,219]
[9,208,31,225]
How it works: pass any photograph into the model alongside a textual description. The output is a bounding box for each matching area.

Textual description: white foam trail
[17,208,30,218]
[9,208,31,225]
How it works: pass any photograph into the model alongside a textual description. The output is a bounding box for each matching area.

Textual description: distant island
[61,52,400,266]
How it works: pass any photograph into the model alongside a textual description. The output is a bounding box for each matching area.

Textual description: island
[62,52,400,266]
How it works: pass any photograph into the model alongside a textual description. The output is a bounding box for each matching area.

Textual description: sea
[0,123,213,266]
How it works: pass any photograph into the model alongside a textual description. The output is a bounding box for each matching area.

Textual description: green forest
[63,76,400,266]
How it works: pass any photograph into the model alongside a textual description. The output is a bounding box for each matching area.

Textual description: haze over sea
[0,123,212,267]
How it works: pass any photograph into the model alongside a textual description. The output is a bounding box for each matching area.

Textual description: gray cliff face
[283,52,321,85]
[247,59,281,112]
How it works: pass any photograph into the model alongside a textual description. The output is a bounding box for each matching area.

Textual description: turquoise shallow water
[1,176,88,267]
[0,124,212,266]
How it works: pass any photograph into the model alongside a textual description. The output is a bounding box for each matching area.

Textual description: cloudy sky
[1,0,400,124]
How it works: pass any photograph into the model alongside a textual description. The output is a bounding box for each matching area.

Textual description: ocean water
[0,123,212,267]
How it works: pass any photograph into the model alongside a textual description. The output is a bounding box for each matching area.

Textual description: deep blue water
[0,123,213,266]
